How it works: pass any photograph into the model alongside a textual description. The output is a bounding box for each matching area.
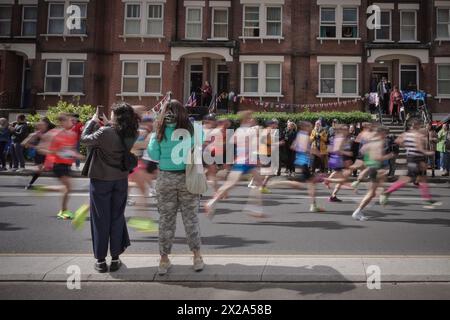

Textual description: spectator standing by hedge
[10,114,30,171]
[437,123,450,176]
[0,118,11,171]
[310,120,328,173]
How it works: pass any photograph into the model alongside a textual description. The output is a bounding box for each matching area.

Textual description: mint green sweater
[148,124,196,171]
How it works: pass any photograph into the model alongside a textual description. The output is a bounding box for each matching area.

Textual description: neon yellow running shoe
[72,204,89,230]
[57,210,74,220]
[259,187,271,194]
[128,217,158,233]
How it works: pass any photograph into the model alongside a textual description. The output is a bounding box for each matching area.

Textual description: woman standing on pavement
[148,99,204,276]
[0,118,11,171]
[81,102,139,273]
[437,123,449,177]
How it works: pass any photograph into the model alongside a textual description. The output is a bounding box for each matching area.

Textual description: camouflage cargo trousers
[156,171,201,255]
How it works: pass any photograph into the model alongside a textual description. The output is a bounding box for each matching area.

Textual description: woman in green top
[148,100,204,275]
[437,123,449,176]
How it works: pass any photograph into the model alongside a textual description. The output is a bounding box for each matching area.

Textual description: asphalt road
[1,282,450,300]
[1,175,449,255]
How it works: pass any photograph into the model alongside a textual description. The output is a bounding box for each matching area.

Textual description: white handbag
[185,148,208,195]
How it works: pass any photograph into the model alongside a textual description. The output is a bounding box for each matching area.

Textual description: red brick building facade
[0,0,449,115]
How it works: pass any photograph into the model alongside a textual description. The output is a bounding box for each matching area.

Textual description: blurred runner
[351,127,393,221]
[205,111,265,219]
[269,121,325,213]
[380,120,443,209]
[128,115,158,232]
[37,113,83,219]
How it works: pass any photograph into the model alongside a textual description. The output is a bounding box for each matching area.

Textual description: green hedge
[27,101,96,156]
[28,100,95,125]
[218,111,372,128]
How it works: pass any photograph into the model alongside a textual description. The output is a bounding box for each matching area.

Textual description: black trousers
[90,178,130,260]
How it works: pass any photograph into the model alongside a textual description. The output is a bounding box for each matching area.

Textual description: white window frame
[118,56,164,98]
[436,7,450,41]
[211,7,228,39]
[147,3,164,36]
[242,5,260,38]
[265,63,282,94]
[239,56,284,98]
[67,60,85,93]
[317,5,360,42]
[374,10,392,42]
[341,6,358,38]
[341,63,358,95]
[69,2,87,35]
[241,4,284,41]
[124,2,141,35]
[399,10,417,42]
[317,58,361,98]
[0,5,12,38]
[40,53,87,95]
[144,61,162,94]
[319,6,336,39]
[242,62,259,94]
[121,1,166,39]
[44,0,89,39]
[47,2,65,34]
[185,6,203,40]
[21,5,38,37]
[319,63,337,96]
[437,64,450,97]
[44,60,63,93]
[399,63,419,91]
[121,60,140,94]
[265,6,283,38]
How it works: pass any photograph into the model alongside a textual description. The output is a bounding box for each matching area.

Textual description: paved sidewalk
[1,255,449,283]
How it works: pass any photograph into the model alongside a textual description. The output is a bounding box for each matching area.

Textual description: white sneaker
[158,259,172,275]
[148,188,157,197]
[127,199,136,206]
[193,257,205,272]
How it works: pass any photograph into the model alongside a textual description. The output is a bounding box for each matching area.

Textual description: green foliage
[44,100,96,124]
[27,101,96,156]
[218,111,373,129]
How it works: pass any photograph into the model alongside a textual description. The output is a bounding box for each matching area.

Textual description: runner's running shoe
[72,204,89,230]
[128,217,158,232]
[57,210,74,220]
[310,204,325,213]
[423,200,443,209]
[379,193,390,206]
[259,187,271,194]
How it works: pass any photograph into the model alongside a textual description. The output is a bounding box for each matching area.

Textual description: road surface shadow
[0,222,24,231]
[0,201,33,208]
[216,221,365,230]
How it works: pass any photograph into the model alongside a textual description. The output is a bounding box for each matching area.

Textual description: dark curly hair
[111,102,140,138]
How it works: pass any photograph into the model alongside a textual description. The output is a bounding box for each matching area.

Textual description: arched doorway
[171,47,233,108]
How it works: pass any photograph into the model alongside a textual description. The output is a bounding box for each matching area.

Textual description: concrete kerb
[0,255,449,283]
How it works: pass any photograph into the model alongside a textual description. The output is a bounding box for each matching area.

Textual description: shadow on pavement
[131,235,272,249]
[108,262,358,296]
